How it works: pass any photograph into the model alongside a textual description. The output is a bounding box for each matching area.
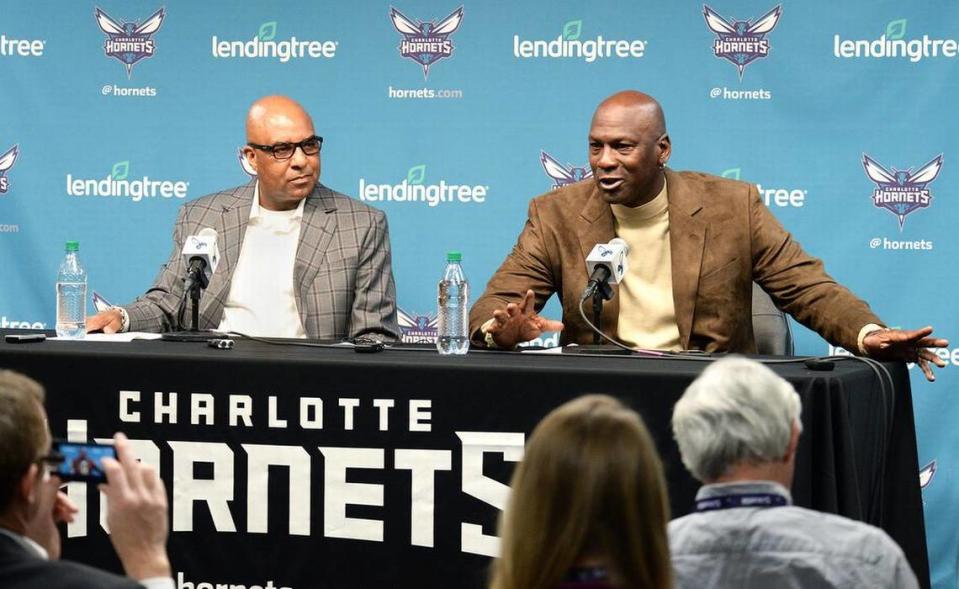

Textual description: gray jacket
[125,181,399,341]
[669,481,919,589]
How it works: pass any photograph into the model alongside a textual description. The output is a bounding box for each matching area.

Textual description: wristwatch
[110,306,130,333]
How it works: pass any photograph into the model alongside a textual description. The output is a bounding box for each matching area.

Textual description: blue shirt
[668,481,919,589]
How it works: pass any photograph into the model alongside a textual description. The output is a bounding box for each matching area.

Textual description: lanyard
[565,567,610,582]
[694,492,788,513]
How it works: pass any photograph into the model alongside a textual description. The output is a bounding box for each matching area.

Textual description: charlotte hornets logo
[238,148,257,177]
[92,291,113,313]
[863,153,943,230]
[95,7,165,77]
[919,459,937,489]
[540,151,592,189]
[398,308,438,343]
[703,4,782,79]
[0,144,19,194]
[389,6,464,79]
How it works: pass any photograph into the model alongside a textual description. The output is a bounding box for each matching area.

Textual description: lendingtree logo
[211,20,337,62]
[259,22,277,41]
[721,168,806,207]
[66,160,189,202]
[834,18,959,62]
[407,164,426,184]
[358,164,488,207]
[513,19,646,62]
[564,20,582,40]
[0,27,45,57]
[1,316,45,329]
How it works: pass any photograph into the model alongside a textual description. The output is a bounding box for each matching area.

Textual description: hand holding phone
[99,433,172,581]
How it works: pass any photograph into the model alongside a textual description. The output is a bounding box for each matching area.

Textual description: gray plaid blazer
[125,181,400,341]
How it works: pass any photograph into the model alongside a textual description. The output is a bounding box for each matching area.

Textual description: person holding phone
[0,370,173,589]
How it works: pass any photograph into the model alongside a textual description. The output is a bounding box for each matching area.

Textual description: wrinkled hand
[486,289,564,349]
[99,433,171,581]
[862,326,948,382]
[86,309,123,334]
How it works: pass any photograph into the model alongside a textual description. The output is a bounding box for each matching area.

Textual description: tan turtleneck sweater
[611,182,682,351]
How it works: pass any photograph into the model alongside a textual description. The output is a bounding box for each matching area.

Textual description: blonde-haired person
[490,394,673,589]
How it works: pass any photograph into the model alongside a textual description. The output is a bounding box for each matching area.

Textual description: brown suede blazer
[469,169,881,352]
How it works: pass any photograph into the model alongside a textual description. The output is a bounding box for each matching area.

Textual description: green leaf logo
[407,165,426,185]
[563,20,583,41]
[721,167,741,180]
[111,161,130,180]
[885,19,907,40]
[258,21,278,41]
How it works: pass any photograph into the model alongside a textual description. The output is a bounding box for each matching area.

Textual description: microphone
[582,238,629,300]
[182,228,220,290]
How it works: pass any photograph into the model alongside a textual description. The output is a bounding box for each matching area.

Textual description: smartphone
[50,441,117,483]
[4,334,46,343]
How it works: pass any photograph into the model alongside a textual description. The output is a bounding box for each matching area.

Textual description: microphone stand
[591,280,612,345]
[161,261,224,342]
[566,272,627,354]
[188,264,209,332]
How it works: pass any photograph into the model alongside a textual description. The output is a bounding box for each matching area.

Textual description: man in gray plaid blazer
[87,96,399,341]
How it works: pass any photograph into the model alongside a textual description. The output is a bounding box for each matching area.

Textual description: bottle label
[438,282,449,305]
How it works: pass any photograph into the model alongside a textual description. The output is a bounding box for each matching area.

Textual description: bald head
[592,90,667,137]
[246,95,314,144]
[242,95,320,210]
[588,90,671,208]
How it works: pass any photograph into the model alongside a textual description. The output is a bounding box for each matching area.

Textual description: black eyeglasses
[247,135,323,160]
[37,453,64,473]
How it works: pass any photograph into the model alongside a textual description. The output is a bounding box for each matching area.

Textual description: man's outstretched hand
[485,289,564,349]
[862,326,948,382]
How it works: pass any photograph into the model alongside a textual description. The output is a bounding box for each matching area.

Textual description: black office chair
[752,283,793,356]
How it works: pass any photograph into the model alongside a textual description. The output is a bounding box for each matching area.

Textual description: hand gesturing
[486,289,564,349]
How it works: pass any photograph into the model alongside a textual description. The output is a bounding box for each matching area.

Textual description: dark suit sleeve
[124,204,191,332]
[748,185,882,352]
[348,210,400,342]
[468,198,558,345]
[0,555,147,589]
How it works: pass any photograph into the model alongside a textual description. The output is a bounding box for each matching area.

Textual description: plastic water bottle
[437,251,469,355]
[55,241,87,339]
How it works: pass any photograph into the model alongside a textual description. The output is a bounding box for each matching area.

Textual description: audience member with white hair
[668,357,918,588]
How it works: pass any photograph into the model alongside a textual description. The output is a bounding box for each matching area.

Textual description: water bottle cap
[446,251,462,262]
[65,241,79,252]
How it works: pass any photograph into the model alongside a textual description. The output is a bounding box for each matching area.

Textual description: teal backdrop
[1,1,956,585]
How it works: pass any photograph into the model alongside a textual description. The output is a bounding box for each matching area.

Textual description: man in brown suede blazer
[470,91,947,380]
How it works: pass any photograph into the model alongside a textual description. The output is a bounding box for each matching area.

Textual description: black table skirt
[0,333,929,588]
